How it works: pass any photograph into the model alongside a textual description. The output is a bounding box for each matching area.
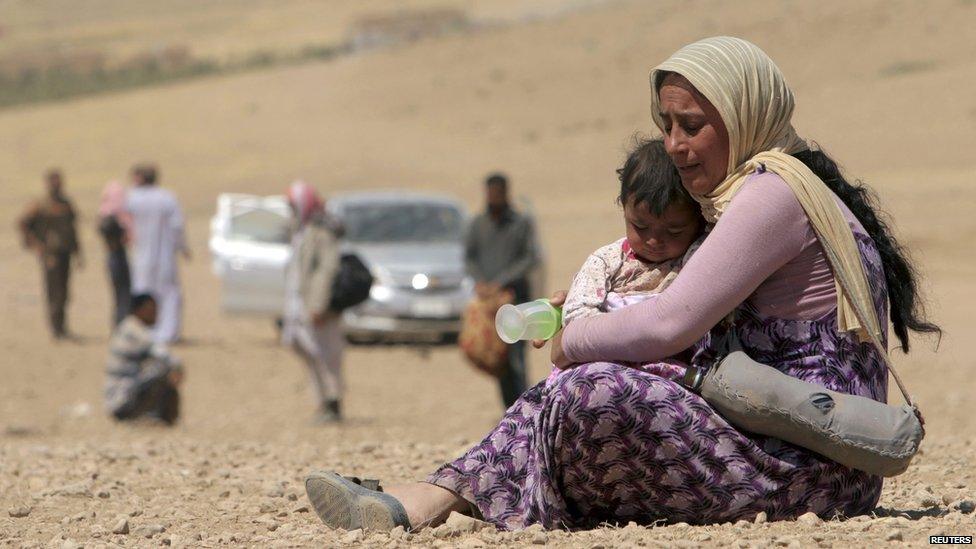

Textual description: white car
[208,191,547,343]
[209,193,292,316]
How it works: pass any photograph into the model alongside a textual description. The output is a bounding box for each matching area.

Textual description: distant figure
[464,173,538,408]
[98,181,132,326]
[282,181,346,423]
[17,169,83,338]
[104,293,183,425]
[126,164,190,343]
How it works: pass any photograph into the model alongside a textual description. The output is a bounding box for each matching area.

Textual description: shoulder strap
[819,242,924,426]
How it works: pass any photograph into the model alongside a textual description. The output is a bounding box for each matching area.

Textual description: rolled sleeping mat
[695,347,923,477]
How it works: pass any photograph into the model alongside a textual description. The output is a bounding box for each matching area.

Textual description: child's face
[624,197,702,263]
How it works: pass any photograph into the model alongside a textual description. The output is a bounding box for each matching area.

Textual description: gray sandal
[305,471,411,532]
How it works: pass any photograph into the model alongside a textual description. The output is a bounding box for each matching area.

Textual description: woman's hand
[531,290,575,369]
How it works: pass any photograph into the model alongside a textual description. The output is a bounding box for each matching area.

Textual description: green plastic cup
[495,299,562,344]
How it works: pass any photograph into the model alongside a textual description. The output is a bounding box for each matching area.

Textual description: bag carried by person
[328,253,374,313]
[459,289,511,378]
[683,325,923,477]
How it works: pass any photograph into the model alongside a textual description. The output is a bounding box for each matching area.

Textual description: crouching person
[104,293,183,425]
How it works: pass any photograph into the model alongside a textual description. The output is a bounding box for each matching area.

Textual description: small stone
[259,502,275,514]
[524,523,545,534]
[287,493,299,501]
[97,489,110,499]
[797,512,822,526]
[885,530,903,541]
[444,511,490,535]
[8,505,31,518]
[47,483,93,498]
[219,490,230,498]
[431,524,451,539]
[390,525,406,540]
[955,500,975,514]
[134,524,165,538]
[531,531,548,544]
[358,443,377,454]
[919,493,940,508]
[735,520,751,528]
[754,511,768,524]
[111,518,129,535]
[292,505,309,513]
[342,529,364,543]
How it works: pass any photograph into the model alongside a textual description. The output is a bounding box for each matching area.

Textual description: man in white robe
[126,164,190,343]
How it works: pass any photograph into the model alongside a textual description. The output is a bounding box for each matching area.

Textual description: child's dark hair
[617,138,697,216]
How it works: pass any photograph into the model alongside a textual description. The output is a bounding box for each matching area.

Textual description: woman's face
[658,73,730,196]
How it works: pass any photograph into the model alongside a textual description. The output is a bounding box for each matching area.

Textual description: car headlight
[370,285,393,301]
[411,273,430,290]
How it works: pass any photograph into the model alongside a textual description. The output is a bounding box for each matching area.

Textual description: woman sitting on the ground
[303,36,940,531]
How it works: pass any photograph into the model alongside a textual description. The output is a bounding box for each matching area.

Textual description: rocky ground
[2,434,974,547]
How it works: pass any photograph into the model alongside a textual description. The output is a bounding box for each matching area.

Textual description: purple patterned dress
[428,233,889,530]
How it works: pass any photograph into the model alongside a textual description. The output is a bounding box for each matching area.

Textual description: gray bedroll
[699,345,923,477]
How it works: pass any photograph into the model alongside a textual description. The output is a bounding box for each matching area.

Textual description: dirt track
[2,0,975,546]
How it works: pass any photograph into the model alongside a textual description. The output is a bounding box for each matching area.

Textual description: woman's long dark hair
[792,146,941,352]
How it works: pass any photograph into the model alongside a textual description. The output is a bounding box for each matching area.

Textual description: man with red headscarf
[281,181,346,423]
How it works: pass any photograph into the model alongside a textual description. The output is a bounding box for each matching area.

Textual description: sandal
[305,471,411,532]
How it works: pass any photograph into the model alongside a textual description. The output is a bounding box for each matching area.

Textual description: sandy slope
[1,0,975,546]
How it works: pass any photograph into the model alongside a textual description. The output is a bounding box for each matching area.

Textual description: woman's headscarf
[649,36,881,345]
[98,180,132,239]
[286,180,324,227]
[99,180,128,218]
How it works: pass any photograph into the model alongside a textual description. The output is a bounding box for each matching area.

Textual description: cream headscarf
[649,36,881,345]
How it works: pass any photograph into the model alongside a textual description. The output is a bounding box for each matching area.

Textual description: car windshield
[229,208,291,244]
[342,202,463,243]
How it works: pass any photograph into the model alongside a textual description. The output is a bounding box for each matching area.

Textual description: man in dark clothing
[464,173,538,408]
[18,169,83,338]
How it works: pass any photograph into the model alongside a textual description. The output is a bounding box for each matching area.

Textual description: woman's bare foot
[383,482,472,529]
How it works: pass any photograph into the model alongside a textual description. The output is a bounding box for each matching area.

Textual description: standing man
[464,172,538,408]
[126,164,190,344]
[18,169,83,339]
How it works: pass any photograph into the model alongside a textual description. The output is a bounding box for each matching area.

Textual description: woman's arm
[561,172,813,364]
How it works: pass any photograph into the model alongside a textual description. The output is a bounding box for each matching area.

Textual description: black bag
[328,253,374,312]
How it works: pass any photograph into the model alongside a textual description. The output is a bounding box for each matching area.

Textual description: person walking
[98,181,132,326]
[126,164,190,344]
[464,173,538,408]
[281,181,346,423]
[17,169,83,338]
